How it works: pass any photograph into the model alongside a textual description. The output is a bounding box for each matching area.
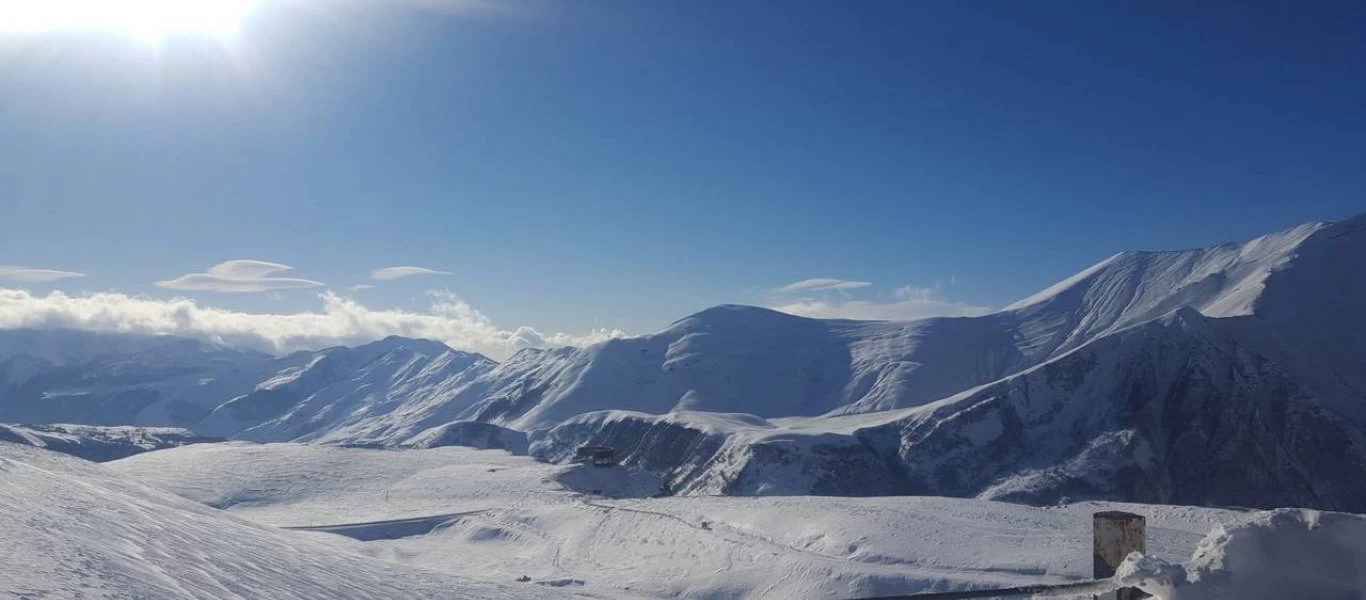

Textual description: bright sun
[0,0,259,41]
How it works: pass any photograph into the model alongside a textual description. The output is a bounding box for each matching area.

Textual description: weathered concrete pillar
[1093,511,1146,600]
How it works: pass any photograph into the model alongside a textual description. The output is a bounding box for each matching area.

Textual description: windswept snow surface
[0,442,572,600]
[111,443,1252,599]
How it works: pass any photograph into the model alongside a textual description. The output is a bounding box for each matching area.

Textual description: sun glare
[0,0,259,41]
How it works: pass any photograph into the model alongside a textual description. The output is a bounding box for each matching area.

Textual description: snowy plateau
[2,214,1366,599]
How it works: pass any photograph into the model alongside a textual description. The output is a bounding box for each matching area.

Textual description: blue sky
[1,0,1364,358]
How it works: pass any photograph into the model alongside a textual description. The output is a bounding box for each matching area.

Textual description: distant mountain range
[2,213,1363,510]
[0,423,217,462]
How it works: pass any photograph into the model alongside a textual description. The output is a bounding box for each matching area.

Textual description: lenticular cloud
[155,260,324,293]
[0,288,623,360]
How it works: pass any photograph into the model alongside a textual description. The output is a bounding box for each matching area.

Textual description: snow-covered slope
[0,442,567,599]
[527,312,1366,509]
[1002,220,1328,354]
[110,442,1253,600]
[0,422,218,461]
[529,410,915,496]
[207,336,496,443]
[866,307,1366,510]
[426,306,1035,430]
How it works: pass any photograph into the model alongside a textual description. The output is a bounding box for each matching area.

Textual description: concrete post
[1093,511,1146,600]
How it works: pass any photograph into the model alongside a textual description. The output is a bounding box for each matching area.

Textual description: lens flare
[0,0,259,41]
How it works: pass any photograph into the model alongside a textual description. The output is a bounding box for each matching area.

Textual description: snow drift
[1119,508,1366,599]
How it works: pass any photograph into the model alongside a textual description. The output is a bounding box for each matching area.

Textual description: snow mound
[109,442,565,526]
[1119,508,1366,599]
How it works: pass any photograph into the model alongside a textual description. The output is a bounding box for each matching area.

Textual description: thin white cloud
[156,260,323,293]
[770,284,992,322]
[0,266,86,282]
[371,266,453,281]
[0,288,625,361]
[775,278,873,293]
[349,284,377,291]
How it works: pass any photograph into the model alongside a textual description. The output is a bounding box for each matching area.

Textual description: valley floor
[109,443,1249,599]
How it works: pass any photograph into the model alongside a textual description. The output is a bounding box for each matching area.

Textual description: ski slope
[112,443,1252,599]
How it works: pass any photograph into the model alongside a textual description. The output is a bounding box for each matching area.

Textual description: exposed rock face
[865,308,1366,511]
[407,421,529,455]
[530,411,914,497]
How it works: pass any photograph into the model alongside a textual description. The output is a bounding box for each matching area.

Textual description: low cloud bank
[0,288,623,361]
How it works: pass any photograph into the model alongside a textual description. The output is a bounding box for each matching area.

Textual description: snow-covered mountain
[198,336,495,443]
[0,329,282,427]
[0,332,498,445]
[451,217,1352,430]
[0,423,218,462]
[519,214,1366,509]
[1,214,1362,510]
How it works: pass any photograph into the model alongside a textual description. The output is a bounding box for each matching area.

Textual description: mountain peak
[667,304,810,332]
[1005,219,1326,318]
[357,336,454,358]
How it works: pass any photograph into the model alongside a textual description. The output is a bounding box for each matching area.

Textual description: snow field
[111,443,1256,599]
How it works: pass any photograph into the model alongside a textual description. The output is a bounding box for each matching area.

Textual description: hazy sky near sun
[1,0,1364,358]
